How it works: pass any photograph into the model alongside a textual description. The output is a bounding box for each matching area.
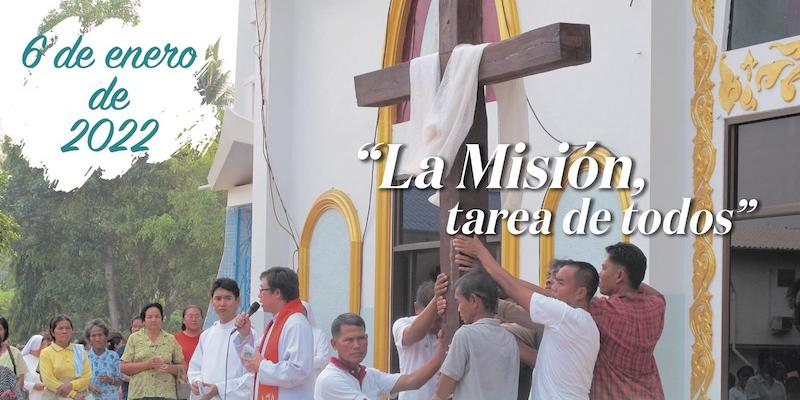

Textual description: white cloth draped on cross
[394,43,530,211]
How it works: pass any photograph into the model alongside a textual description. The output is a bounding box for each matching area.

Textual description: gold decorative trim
[741,51,757,81]
[374,0,522,370]
[719,39,800,114]
[538,145,631,285]
[770,39,800,60]
[497,0,522,278]
[298,189,362,315]
[495,0,521,40]
[374,0,412,371]
[690,0,716,396]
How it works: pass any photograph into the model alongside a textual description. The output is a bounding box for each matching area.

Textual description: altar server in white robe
[188,278,255,400]
[234,267,314,400]
[301,301,333,384]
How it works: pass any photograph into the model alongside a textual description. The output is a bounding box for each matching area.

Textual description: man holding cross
[354,0,591,343]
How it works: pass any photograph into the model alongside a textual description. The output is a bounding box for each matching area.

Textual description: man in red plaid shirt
[590,242,666,400]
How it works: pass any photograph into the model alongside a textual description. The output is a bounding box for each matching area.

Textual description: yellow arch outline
[538,145,632,284]
[298,189,362,315]
[374,0,522,370]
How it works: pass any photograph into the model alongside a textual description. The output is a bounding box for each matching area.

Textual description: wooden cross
[354,0,591,341]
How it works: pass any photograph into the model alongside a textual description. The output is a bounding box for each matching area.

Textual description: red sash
[255,299,306,400]
[330,357,367,386]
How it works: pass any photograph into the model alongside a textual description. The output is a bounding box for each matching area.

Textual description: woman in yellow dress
[121,303,184,400]
[39,315,92,400]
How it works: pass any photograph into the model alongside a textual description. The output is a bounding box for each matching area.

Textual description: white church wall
[649,0,695,398]
[271,0,390,365]
[233,0,258,120]
[513,0,654,285]
[249,0,299,320]
[226,184,253,207]
[240,0,724,382]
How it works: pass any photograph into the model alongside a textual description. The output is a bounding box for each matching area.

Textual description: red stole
[255,299,306,400]
[330,357,367,386]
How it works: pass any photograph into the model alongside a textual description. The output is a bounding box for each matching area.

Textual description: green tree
[38,0,141,34]
[195,38,234,109]
[0,168,19,256]
[1,139,226,339]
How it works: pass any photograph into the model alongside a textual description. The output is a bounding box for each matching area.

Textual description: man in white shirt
[453,235,600,400]
[391,273,447,400]
[315,313,445,400]
[729,365,754,400]
[234,267,314,400]
[188,278,255,400]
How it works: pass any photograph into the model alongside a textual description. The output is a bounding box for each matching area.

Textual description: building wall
[248,0,660,365]
[649,0,694,397]
[730,250,800,346]
[234,1,743,390]
[700,0,800,396]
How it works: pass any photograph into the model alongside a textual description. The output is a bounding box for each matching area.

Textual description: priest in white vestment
[188,278,255,400]
[234,267,314,400]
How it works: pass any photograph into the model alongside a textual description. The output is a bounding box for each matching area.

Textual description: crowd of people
[0,239,675,400]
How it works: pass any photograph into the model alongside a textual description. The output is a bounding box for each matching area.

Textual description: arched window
[299,189,362,339]
[539,145,632,284]
[395,0,503,123]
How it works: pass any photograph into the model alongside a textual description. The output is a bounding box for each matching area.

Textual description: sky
[0,1,240,191]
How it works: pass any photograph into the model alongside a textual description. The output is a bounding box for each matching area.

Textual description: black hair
[84,319,110,340]
[39,331,53,343]
[108,332,125,351]
[564,261,600,299]
[414,281,435,308]
[549,258,573,273]
[605,242,647,289]
[49,314,73,338]
[454,271,500,314]
[331,313,365,337]
[129,315,143,333]
[180,305,204,331]
[737,365,755,378]
[0,316,9,342]
[211,278,240,299]
[139,302,164,321]
[260,267,300,301]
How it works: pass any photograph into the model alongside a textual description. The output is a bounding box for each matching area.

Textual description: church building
[206,1,800,398]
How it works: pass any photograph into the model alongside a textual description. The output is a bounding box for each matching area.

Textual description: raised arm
[401,273,448,346]
[453,235,548,312]
[390,337,446,394]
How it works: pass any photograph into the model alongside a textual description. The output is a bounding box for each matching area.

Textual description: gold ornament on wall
[781,66,800,102]
[770,39,800,60]
[691,0,716,397]
[720,40,800,113]
[719,54,743,113]
[740,50,757,81]
[755,60,793,91]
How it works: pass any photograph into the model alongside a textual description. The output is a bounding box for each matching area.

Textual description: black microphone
[246,301,261,316]
[224,301,262,400]
[229,301,261,335]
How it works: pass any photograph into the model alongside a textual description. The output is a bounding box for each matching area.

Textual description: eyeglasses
[184,315,203,321]
[259,288,274,294]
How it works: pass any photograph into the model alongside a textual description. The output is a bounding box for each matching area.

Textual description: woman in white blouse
[22,333,52,400]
